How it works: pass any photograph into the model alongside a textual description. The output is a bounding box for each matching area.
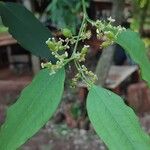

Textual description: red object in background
[127,82,150,114]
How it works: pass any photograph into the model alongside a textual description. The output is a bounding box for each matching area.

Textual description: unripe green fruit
[62,28,72,38]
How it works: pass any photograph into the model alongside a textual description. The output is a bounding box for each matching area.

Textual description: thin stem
[82,0,87,16]
[64,58,74,66]
[72,17,86,55]
[86,17,97,26]
[76,61,93,87]
[72,0,88,55]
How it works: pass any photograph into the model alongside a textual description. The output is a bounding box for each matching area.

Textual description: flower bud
[104,31,115,40]
[101,41,112,48]
[46,41,56,51]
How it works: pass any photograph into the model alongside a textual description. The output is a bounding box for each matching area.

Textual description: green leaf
[0,2,55,62]
[87,85,150,150]
[116,30,150,86]
[0,68,65,150]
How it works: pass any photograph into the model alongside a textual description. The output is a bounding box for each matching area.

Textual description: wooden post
[95,45,115,86]
[21,0,33,11]
[6,46,13,70]
[21,0,41,74]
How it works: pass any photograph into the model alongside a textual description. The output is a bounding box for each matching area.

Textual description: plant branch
[72,0,91,86]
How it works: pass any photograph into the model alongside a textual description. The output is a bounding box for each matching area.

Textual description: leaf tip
[0,1,5,8]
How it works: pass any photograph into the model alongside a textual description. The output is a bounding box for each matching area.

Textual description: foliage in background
[130,0,150,32]
[143,38,150,59]
[0,16,2,25]
[129,0,150,61]
[0,17,8,33]
[46,0,89,34]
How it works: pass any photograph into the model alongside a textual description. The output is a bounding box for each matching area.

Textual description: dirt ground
[20,112,150,150]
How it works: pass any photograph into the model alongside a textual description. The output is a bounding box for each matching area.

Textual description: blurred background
[0,0,150,149]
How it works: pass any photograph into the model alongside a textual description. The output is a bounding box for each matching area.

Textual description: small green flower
[107,16,115,23]
[41,62,52,69]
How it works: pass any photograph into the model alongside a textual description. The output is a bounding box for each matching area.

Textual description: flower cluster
[93,17,126,48]
[78,45,89,62]
[81,65,98,83]
[71,65,98,88]
[46,37,70,51]
[71,73,81,88]
[41,38,69,75]
[41,16,126,87]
